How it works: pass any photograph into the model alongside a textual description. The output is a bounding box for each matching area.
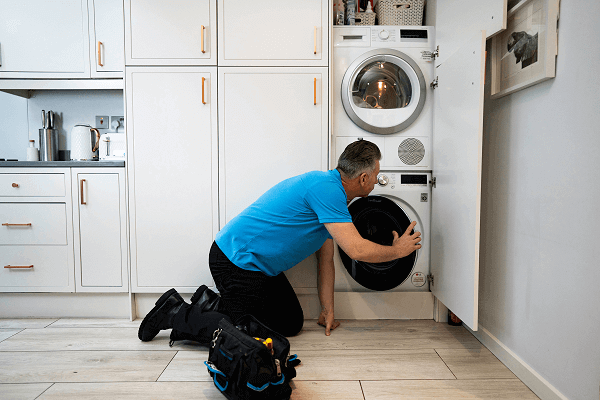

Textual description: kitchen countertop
[0,161,125,167]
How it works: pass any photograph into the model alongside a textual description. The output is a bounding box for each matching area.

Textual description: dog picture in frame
[491,0,560,99]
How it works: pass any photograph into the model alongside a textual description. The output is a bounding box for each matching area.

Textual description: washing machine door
[341,49,427,135]
[339,195,417,291]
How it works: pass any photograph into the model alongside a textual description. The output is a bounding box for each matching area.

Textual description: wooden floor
[0,318,539,399]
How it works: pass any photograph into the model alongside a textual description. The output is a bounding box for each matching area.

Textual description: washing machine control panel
[377,174,389,186]
[372,28,397,43]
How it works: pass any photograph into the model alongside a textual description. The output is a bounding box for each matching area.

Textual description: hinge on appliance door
[429,177,437,188]
[427,274,434,286]
[430,76,438,89]
[432,45,439,59]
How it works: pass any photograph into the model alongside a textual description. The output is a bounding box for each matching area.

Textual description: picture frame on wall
[490,0,560,99]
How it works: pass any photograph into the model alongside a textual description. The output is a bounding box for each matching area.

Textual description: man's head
[336,140,382,199]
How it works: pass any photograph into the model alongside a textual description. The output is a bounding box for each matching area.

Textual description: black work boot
[189,284,221,312]
[138,288,185,342]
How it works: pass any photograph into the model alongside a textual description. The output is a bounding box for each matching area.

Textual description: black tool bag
[204,315,301,400]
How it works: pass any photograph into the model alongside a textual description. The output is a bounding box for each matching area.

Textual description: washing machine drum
[339,195,417,291]
[341,49,427,135]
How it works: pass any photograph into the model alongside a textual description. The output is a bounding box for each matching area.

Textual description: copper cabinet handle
[2,223,32,227]
[314,27,317,55]
[201,25,206,54]
[12,183,19,188]
[5,265,34,269]
[80,179,86,205]
[314,78,317,105]
[98,41,103,66]
[202,77,207,104]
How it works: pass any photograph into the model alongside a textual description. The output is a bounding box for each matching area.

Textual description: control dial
[378,30,390,40]
[377,174,389,186]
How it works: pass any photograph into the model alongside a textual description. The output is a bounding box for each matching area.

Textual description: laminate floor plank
[0,383,53,400]
[157,350,212,382]
[290,380,365,399]
[0,328,205,352]
[291,320,482,351]
[0,319,58,329]
[0,329,22,342]
[361,379,540,399]
[50,319,140,328]
[295,349,455,380]
[36,382,223,399]
[0,351,176,383]
[435,348,517,379]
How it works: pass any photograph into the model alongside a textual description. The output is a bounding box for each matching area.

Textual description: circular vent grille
[398,138,425,165]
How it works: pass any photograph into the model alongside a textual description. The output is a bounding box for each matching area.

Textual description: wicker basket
[375,0,425,26]
[355,11,376,26]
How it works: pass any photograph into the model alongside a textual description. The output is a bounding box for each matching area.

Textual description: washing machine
[333,26,435,170]
[334,170,431,292]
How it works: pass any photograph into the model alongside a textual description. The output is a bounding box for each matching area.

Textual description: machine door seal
[339,195,417,291]
[341,48,427,135]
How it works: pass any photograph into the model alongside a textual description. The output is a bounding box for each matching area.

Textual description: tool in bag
[205,315,301,400]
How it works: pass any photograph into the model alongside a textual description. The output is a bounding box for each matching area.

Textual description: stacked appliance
[332,25,435,295]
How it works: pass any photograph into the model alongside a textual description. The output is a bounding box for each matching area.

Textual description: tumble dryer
[333,26,435,170]
[334,171,431,293]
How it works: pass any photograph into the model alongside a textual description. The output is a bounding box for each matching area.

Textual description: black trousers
[171,242,304,342]
[208,241,304,337]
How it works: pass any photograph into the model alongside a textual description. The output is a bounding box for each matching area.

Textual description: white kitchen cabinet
[0,169,75,292]
[124,0,217,66]
[0,0,125,80]
[218,0,329,66]
[72,168,128,292]
[0,0,90,78]
[126,67,218,292]
[88,0,125,78]
[218,67,329,224]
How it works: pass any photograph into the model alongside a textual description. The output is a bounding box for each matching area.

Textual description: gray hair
[336,140,382,179]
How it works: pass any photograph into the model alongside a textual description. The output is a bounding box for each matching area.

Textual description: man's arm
[324,221,421,263]
[316,239,340,336]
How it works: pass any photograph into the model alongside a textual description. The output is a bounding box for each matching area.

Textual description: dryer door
[339,196,417,291]
[341,49,427,135]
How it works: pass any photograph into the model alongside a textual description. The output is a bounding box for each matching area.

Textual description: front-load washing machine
[334,171,431,292]
[333,26,435,171]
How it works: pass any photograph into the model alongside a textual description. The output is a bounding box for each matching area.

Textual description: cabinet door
[89,0,125,77]
[218,0,329,66]
[125,0,216,66]
[126,67,218,291]
[72,169,127,291]
[0,0,90,78]
[430,32,486,331]
[218,67,329,225]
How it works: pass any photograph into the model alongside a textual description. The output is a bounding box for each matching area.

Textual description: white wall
[0,90,123,160]
[479,1,600,399]
[26,90,124,156]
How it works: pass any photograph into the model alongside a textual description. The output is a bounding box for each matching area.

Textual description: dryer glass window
[352,60,412,109]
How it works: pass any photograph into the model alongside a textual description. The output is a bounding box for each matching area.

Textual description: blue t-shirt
[215,169,352,276]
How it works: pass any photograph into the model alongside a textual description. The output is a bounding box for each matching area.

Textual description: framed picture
[490,0,560,99]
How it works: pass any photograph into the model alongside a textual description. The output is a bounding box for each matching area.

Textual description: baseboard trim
[467,325,569,400]
[298,291,434,319]
[0,293,131,318]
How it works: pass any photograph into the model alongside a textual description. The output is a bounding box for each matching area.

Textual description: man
[138,140,422,343]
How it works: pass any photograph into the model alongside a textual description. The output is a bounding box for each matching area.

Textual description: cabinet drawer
[0,203,68,245]
[1,246,71,289]
[0,174,66,197]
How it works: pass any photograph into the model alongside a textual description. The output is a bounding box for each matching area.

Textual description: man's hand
[391,221,422,258]
[317,308,340,336]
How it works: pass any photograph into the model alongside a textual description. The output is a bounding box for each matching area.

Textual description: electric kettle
[70,125,100,161]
